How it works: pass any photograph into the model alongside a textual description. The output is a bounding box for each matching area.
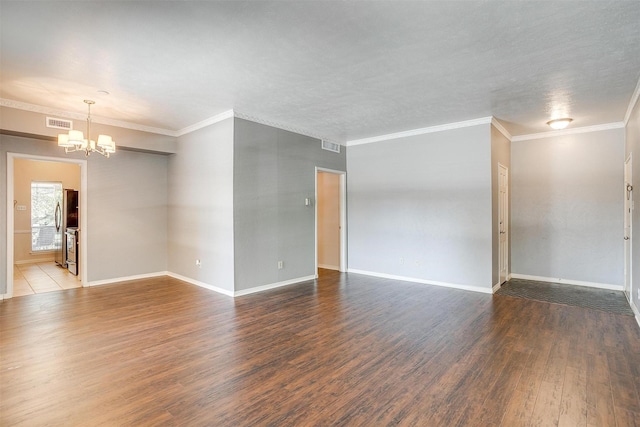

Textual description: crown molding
[346,117,493,147]
[491,117,512,141]
[624,75,640,126]
[0,98,177,136]
[175,109,235,136]
[233,111,342,146]
[511,122,625,142]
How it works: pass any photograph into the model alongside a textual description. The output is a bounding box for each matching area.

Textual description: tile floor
[13,262,81,297]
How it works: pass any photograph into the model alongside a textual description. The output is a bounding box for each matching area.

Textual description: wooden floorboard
[2,270,640,426]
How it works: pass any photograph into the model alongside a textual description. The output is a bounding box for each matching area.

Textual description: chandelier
[57,100,116,158]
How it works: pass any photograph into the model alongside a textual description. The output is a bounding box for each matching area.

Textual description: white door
[624,154,632,300]
[498,164,509,285]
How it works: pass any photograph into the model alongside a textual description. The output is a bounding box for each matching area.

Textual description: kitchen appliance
[65,228,78,275]
[54,189,79,268]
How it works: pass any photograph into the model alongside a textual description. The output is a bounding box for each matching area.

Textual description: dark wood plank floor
[1,270,640,426]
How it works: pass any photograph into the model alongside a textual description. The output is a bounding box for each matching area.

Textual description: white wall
[511,128,625,287]
[347,124,494,291]
[167,118,235,293]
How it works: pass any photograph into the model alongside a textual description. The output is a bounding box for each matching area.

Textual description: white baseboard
[510,273,623,291]
[318,264,340,271]
[166,272,234,297]
[630,300,640,330]
[87,271,169,288]
[234,275,316,297]
[347,269,493,294]
[492,282,502,293]
[14,258,55,265]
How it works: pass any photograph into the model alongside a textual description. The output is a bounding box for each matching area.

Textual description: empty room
[2,1,640,425]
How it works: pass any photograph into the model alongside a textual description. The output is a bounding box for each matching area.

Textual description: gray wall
[233,118,346,291]
[347,124,494,290]
[626,96,640,311]
[511,128,625,285]
[87,149,168,282]
[168,118,235,292]
[1,134,169,293]
[491,125,511,286]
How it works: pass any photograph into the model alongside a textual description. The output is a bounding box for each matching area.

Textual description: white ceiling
[1,1,640,143]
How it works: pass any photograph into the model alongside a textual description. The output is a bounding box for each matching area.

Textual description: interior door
[498,164,509,285]
[624,155,632,300]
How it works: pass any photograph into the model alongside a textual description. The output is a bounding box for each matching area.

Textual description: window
[31,182,62,252]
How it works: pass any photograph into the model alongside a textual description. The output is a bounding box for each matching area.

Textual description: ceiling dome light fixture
[546,118,573,130]
[58,100,116,158]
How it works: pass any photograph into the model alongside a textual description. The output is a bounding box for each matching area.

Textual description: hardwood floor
[1,270,639,426]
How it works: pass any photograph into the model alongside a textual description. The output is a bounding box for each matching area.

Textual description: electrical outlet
[195,259,201,268]
[278,261,284,270]
[637,288,640,300]
[399,257,404,265]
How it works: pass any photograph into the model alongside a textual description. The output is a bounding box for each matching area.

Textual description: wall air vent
[46,117,73,130]
[321,140,341,153]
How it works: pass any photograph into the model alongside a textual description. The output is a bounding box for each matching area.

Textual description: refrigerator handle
[55,202,61,232]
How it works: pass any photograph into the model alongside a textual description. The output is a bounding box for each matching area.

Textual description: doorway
[315,168,347,273]
[498,163,509,285]
[624,154,633,301]
[6,153,88,298]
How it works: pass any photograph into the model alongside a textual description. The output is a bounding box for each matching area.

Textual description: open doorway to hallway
[316,168,347,273]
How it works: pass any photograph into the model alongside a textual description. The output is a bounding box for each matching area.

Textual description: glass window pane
[31,182,62,252]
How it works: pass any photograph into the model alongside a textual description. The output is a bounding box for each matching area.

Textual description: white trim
[346,116,493,146]
[0,98,176,136]
[166,272,235,297]
[233,275,316,297]
[491,118,512,141]
[234,111,340,146]
[493,282,502,293]
[510,273,623,291]
[318,264,340,271]
[624,75,640,126]
[175,110,235,136]
[347,269,493,294]
[6,153,88,299]
[512,122,625,142]
[87,271,169,287]
[14,258,55,265]
[629,300,640,330]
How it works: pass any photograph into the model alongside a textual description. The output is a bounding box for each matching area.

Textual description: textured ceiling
[1,1,640,143]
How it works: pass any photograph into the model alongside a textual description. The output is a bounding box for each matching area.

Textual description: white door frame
[315,167,347,273]
[498,163,509,286]
[624,153,633,301]
[5,153,88,298]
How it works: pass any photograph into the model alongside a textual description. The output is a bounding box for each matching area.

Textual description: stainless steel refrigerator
[54,189,79,268]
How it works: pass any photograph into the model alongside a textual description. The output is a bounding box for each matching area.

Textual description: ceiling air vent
[321,140,341,153]
[46,117,73,130]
